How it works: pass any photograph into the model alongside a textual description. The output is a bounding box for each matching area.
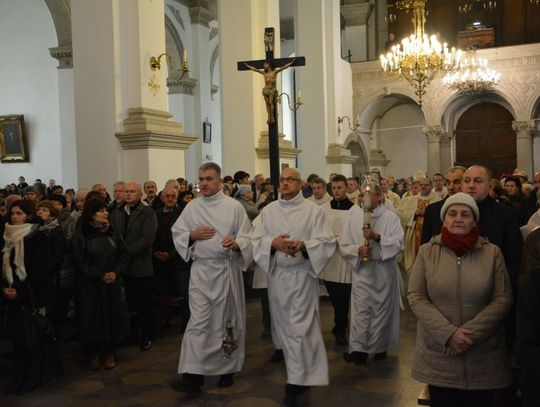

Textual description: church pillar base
[255,131,302,176]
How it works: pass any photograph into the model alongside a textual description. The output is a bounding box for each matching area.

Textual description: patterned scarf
[2,223,37,286]
[441,226,479,257]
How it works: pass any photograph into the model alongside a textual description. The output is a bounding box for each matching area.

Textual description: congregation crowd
[1,162,540,407]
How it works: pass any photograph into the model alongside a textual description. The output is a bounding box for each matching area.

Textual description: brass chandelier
[380,0,462,106]
[442,49,500,94]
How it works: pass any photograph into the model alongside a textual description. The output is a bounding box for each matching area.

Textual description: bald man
[252,168,336,405]
[110,181,158,351]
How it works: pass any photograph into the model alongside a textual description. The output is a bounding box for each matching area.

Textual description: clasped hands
[190,226,239,251]
[102,272,117,285]
[272,234,305,256]
[445,327,473,357]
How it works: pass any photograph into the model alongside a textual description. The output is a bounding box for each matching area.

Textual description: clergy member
[399,173,441,273]
[170,162,252,394]
[341,184,404,365]
[307,177,332,206]
[252,168,336,406]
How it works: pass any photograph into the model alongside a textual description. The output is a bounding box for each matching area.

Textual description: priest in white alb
[341,184,404,365]
[170,162,252,394]
[252,168,336,406]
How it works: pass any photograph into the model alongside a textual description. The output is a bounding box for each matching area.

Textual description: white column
[71,0,194,189]
[423,125,443,176]
[218,0,279,177]
[50,47,78,188]
[513,120,535,177]
[189,3,214,174]
[440,132,452,173]
[296,0,341,177]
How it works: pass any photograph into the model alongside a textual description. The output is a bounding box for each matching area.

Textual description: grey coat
[110,201,158,278]
[408,235,513,390]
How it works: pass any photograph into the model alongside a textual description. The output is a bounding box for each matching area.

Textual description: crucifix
[237,27,306,197]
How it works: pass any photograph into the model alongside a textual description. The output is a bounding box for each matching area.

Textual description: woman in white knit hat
[407,192,513,407]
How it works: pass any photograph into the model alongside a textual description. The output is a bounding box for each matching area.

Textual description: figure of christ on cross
[243,60,296,124]
[238,27,306,196]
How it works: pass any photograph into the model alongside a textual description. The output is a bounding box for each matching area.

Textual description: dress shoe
[374,351,387,361]
[90,354,101,371]
[104,354,116,370]
[218,373,234,388]
[342,351,368,365]
[139,340,153,351]
[334,332,348,346]
[270,349,284,363]
[170,374,203,395]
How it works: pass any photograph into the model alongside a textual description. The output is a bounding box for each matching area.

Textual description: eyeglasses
[279,177,301,183]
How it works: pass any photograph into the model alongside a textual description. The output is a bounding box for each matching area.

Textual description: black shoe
[342,351,368,365]
[271,349,284,363]
[334,332,348,346]
[140,340,153,351]
[169,377,201,395]
[218,373,234,388]
[374,351,387,361]
[283,393,298,407]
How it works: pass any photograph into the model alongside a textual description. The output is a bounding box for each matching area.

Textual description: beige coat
[408,235,513,390]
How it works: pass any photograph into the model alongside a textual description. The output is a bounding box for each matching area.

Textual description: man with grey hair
[171,162,252,394]
[109,181,126,211]
[110,181,158,351]
[252,167,336,406]
[143,180,158,206]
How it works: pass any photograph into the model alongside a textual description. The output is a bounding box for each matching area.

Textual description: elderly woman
[71,199,130,371]
[408,193,513,407]
[234,184,259,221]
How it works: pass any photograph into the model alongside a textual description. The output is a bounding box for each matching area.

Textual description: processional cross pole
[237,27,306,197]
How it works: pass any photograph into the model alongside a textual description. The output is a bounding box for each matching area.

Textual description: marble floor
[0,294,424,407]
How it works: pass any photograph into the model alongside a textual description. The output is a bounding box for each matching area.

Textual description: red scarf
[441,226,479,257]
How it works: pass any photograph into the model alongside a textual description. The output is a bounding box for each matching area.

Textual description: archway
[347,140,369,177]
[455,102,515,178]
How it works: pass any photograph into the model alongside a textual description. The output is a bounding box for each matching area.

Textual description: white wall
[0,1,62,187]
[378,104,426,178]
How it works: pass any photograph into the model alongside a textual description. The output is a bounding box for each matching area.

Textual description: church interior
[1,0,540,406]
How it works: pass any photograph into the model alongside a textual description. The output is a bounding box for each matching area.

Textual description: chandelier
[442,50,500,94]
[380,0,462,106]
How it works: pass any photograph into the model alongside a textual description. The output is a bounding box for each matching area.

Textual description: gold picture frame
[0,115,29,163]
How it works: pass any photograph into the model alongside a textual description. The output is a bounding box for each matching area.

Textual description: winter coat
[408,234,513,390]
[71,223,130,345]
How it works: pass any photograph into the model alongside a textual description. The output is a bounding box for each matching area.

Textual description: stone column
[218,0,280,177]
[296,0,342,177]
[71,0,195,189]
[423,125,444,176]
[50,46,78,188]
[513,120,536,177]
[439,132,452,173]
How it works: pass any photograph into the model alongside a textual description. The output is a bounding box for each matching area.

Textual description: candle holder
[361,175,375,262]
[148,50,189,95]
[278,91,303,111]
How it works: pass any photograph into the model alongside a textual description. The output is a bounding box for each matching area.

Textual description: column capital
[512,120,536,138]
[369,149,390,167]
[439,133,452,147]
[167,77,198,95]
[423,125,445,143]
[49,45,73,69]
[256,132,302,159]
[326,143,358,164]
[189,5,215,27]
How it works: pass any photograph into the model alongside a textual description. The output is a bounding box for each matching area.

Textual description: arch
[358,93,423,131]
[43,0,71,47]
[165,15,185,78]
[343,132,369,177]
[441,89,516,133]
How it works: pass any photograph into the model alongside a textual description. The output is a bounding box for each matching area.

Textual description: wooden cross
[237,27,306,197]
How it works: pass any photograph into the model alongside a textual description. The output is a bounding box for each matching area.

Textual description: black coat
[71,223,130,345]
[109,201,158,278]
[421,198,446,245]
[517,267,540,407]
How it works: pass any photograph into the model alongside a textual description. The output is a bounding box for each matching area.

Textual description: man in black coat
[110,181,158,350]
[421,166,466,244]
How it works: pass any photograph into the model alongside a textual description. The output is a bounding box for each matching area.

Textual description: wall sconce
[337,115,359,136]
[278,91,303,112]
[148,50,189,96]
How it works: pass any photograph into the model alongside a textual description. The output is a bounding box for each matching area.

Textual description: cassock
[340,205,404,354]
[252,192,336,386]
[171,190,252,375]
[398,191,440,272]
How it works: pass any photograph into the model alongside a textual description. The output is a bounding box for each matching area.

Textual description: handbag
[6,285,55,349]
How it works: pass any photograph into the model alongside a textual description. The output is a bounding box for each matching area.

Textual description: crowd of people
[1,164,540,406]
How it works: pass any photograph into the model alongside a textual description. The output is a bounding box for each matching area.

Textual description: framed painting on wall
[0,115,29,163]
[203,119,212,143]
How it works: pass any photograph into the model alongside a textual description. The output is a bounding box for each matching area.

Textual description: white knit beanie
[440,192,479,221]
